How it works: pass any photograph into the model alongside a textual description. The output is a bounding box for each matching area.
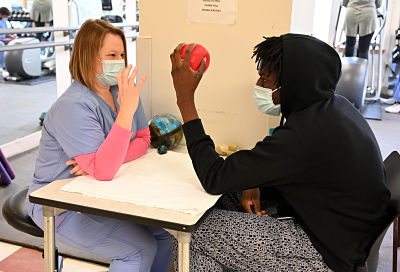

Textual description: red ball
[180,44,210,72]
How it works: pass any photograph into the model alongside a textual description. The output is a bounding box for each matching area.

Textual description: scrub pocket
[55,212,111,250]
[29,203,72,231]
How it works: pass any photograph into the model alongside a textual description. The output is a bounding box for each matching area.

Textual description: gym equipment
[336,57,368,109]
[4,35,56,82]
[101,15,123,23]
[180,43,210,71]
[333,0,388,115]
[4,37,42,80]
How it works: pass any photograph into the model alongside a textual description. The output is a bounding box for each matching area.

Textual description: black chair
[384,151,400,272]
[2,186,63,271]
[356,151,400,272]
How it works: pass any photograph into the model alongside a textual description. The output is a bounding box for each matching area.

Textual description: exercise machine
[4,37,42,80]
[3,35,56,82]
[333,0,388,109]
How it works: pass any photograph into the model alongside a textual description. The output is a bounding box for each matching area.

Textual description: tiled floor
[0,241,108,272]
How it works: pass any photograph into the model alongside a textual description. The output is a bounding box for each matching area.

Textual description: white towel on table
[61,149,221,214]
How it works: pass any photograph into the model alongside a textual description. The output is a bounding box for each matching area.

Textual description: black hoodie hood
[280,34,342,118]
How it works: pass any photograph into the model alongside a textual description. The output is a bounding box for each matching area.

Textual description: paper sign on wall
[188,0,237,25]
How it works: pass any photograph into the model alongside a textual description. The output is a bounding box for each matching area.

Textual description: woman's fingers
[117,66,124,87]
[122,64,133,87]
[135,74,147,94]
[75,169,87,176]
[128,66,138,89]
[70,164,80,175]
[65,159,76,166]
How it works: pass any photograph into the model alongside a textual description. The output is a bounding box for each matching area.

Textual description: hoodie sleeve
[182,119,304,195]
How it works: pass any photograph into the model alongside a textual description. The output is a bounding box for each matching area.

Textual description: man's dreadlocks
[252,36,283,86]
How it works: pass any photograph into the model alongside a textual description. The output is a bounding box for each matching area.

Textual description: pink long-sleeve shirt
[74,124,151,181]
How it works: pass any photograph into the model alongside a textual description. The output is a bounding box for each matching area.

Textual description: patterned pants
[172,193,331,272]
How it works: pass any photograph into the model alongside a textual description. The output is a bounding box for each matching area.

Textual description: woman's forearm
[123,127,151,163]
[74,124,132,181]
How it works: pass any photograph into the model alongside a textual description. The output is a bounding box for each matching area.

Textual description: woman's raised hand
[117,65,147,116]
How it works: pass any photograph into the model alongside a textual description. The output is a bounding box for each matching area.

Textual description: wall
[290,0,315,36]
[290,0,337,45]
[137,0,292,149]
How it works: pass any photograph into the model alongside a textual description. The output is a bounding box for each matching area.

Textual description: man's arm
[170,43,207,123]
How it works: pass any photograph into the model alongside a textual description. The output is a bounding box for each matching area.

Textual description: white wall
[290,0,315,36]
[290,0,337,44]
[138,0,292,149]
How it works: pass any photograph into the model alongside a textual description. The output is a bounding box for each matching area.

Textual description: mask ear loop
[277,86,285,126]
[272,86,281,93]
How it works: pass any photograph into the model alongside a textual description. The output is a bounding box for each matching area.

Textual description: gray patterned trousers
[172,193,331,272]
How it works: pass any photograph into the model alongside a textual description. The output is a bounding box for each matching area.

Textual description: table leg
[177,232,191,272]
[43,205,56,272]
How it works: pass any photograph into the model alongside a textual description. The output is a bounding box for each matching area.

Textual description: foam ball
[180,44,210,72]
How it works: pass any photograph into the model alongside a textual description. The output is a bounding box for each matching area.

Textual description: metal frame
[41,207,193,272]
[364,4,388,102]
[0,23,139,52]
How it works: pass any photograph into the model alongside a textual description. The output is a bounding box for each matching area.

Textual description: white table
[29,173,217,272]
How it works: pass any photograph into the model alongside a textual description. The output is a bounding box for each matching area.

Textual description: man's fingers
[242,202,253,214]
[184,43,195,67]
[253,199,262,215]
[260,211,269,216]
[197,58,207,76]
[171,43,186,66]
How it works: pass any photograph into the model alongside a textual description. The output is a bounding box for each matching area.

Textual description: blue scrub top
[0,19,7,39]
[29,80,148,192]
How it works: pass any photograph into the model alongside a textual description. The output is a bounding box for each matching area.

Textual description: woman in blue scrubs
[26,19,171,272]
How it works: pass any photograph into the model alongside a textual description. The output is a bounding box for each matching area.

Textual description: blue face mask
[253,85,281,116]
[96,59,125,86]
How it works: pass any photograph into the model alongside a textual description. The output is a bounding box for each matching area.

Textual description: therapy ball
[149,114,183,150]
[180,43,210,72]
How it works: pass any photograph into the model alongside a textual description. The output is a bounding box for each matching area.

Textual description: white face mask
[96,59,125,86]
[253,85,281,116]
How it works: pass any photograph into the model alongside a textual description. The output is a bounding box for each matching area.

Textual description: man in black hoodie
[169,34,391,271]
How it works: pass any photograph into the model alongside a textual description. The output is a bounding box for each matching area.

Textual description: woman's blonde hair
[69,19,127,90]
